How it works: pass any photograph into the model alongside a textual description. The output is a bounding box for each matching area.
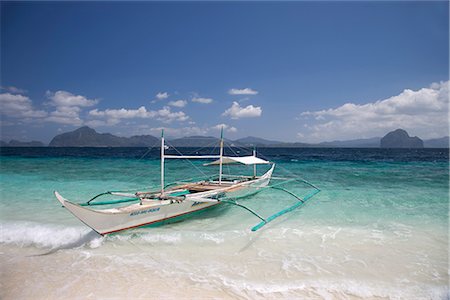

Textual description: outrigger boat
[55,129,320,235]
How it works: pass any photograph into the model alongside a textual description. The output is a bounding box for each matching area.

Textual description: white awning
[204,156,270,166]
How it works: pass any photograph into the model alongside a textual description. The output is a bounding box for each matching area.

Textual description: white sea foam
[189,275,448,300]
[139,232,182,244]
[106,228,248,246]
[0,221,102,249]
[1,221,447,299]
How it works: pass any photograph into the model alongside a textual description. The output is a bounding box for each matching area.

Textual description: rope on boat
[165,140,210,178]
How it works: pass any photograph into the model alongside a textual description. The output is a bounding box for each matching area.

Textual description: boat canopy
[204,156,270,166]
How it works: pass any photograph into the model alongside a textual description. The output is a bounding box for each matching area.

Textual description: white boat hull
[55,165,274,235]
[56,192,220,234]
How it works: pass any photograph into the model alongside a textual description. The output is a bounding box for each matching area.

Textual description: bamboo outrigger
[55,128,320,235]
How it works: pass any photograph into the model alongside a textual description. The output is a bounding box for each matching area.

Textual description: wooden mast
[253,147,257,177]
[161,129,165,195]
[219,127,224,184]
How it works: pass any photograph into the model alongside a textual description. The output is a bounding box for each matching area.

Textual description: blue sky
[1,1,448,143]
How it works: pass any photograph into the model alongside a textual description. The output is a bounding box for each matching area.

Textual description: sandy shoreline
[1,245,234,300]
[1,243,447,300]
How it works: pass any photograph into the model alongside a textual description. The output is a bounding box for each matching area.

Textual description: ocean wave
[0,221,103,249]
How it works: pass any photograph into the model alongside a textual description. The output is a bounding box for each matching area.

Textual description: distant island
[48,126,159,147]
[1,126,448,148]
[0,140,45,147]
[380,129,423,148]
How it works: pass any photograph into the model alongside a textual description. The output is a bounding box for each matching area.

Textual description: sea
[0,147,448,299]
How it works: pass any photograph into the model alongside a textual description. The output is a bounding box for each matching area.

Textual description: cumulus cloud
[90,106,151,119]
[299,81,449,142]
[46,106,83,125]
[146,123,237,138]
[155,92,169,100]
[84,119,111,127]
[45,90,98,125]
[0,93,47,118]
[1,89,192,131]
[168,99,187,108]
[1,86,27,94]
[47,90,98,107]
[228,88,258,95]
[149,126,207,137]
[223,101,262,119]
[192,97,213,104]
[89,106,189,124]
[155,106,189,123]
[0,90,100,126]
[211,123,237,133]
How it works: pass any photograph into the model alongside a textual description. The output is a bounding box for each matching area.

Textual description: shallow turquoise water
[0,148,448,299]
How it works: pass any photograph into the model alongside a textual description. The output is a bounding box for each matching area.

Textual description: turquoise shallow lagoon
[0,147,448,299]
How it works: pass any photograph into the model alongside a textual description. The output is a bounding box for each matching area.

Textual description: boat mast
[161,129,165,195]
[219,127,224,184]
[253,147,257,177]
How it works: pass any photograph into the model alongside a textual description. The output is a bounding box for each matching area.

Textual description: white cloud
[89,106,189,125]
[146,123,237,138]
[46,106,83,125]
[0,93,47,118]
[0,89,191,130]
[46,115,83,126]
[149,126,207,137]
[223,101,262,119]
[156,106,189,123]
[228,88,258,95]
[156,92,169,100]
[211,123,237,133]
[84,119,110,127]
[44,91,98,125]
[89,106,151,119]
[1,86,27,94]
[47,90,98,107]
[192,97,213,104]
[168,99,187,108]
[299,81,449,142]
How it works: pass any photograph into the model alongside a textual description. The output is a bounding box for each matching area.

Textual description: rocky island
[380,129,424,148]
[49,126,159,147]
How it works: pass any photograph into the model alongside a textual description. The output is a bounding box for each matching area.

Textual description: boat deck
[94,177,260,214]
[186,183,231,192]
